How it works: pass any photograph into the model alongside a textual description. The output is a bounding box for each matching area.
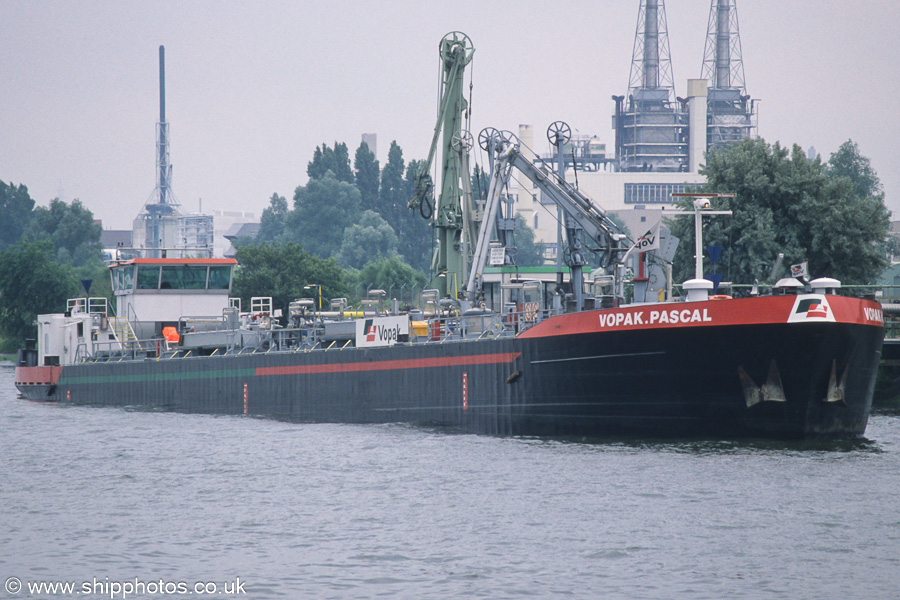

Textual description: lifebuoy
[710,294,732,300]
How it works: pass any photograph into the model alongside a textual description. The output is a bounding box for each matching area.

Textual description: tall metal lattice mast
[613,0,687,173]
[700,0,756,151]
[135,45,182,254]
[156,45,173,207]
[627,0,676,100]
[700,0,746,92]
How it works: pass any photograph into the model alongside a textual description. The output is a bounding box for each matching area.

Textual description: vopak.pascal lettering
[598,308,712,328]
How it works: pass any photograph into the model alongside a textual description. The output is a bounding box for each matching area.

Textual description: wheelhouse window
[136,266,160,289]
[111,266,135,292]
[208,266,232,290]
[160,265,208,289]
[117,261,234,291]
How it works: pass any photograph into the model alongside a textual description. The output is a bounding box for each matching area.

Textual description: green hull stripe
[59,367,256,385]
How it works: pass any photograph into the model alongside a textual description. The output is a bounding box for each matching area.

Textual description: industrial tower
[133,46,183,255]
[701,0,757,151]
[612,0,687,173]
[132,46,214,256]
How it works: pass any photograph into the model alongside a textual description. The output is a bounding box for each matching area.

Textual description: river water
[1,362,899,600]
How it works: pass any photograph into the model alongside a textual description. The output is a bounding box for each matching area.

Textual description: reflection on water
[2,363,899,600]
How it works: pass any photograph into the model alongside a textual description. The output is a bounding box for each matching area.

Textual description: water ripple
[1,363,899,599]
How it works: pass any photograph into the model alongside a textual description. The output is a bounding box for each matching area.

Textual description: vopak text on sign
[355,316,410,347]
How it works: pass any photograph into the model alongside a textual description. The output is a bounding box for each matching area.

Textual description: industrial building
[513,0,755,259]
[131,46,215,258]
[612,0,756,174]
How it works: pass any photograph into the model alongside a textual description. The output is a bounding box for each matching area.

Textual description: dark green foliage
[0,192,109,344]
[471,163,489,201]
[286,171,361,258]
[511,214,545,267]
[261,141,434,280]
[257,193,288,242]
[354,141,380,213]
[232,241,347,320]
[26,198,102,268]
[379,141,406,224]
[353,256,427,302]
[0,181,35,250]
[337,210,399,268]
[307,142,353,183]
[399,158,434,273]
[0,239,79,343]
[668,138,890,285]
[827,140,882,200]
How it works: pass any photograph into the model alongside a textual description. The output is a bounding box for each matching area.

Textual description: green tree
[379,141,406,225]
[806,175,890,283]
[511,214,545,267]
[669,138,889,285]
[354,141,380,213]
[232,241,346,320]
[471,163,489,201]
[307,142,353,183]
[0,239,79,344]
[0,181,35,250]
[828,140,883,201]
[286,171,361,258]
[26,198,102,268]
[353,255,427,303]
[257,193,288,242]
[307,144,334,180]
[332,142,354,184]
[337,210,399,268]
[399,158,434,273]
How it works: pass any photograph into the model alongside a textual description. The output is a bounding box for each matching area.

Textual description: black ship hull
[16,295,884,439]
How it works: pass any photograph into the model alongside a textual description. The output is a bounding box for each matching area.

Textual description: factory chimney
[615,0,686,172]
[700,0,756,152]
[134,45,182,255]
[157,45,171,207]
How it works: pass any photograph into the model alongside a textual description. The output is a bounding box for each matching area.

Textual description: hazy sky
[3,0,899,230]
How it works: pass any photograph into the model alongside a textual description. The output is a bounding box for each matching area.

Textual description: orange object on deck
[162,327,180,343]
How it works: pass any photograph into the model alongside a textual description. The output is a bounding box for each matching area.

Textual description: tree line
[669,139,890,286]
[255,140,434,274]
[235,138,545,316]
[0,137,892,349]
[0,183,111,349]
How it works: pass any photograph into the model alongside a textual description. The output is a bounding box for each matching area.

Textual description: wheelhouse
[109,258,237,339]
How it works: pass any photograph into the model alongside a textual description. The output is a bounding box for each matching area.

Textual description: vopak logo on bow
[364,319,376,343]
[788,295,836,323]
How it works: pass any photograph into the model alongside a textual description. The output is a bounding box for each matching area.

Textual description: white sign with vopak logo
[356,316,410,347]
[787,295,836,323]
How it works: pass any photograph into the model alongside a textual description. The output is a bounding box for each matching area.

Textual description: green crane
[410,32,476,299]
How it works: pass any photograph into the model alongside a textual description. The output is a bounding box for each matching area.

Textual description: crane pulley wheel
[451,130,474,153]
[478,127,502,152]
[439,32,474,65]
[547,121,571,148]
